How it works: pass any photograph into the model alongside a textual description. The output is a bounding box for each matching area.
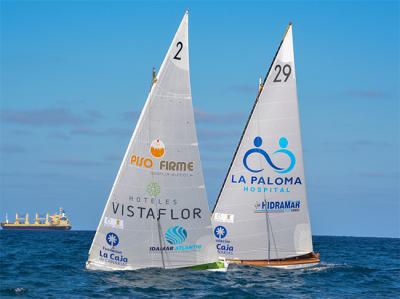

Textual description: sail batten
[212,24,314,262]
[87,12,219,271]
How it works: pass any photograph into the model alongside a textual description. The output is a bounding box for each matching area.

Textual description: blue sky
[0,1,399,237]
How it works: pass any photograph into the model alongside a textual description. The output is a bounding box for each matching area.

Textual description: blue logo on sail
[165,226,187,245]
[243,136,296,174]
[106,232,119,247]
[214,226,227,239]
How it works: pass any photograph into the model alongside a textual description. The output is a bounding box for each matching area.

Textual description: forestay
[212,24,314,261]
[87,12,218,270]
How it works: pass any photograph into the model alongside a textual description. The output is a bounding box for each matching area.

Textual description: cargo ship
[1,208,71,230]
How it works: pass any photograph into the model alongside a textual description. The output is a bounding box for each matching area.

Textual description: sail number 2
[273,64,291,82]
[173,42,183,60]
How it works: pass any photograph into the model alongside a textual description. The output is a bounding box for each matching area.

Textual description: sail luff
[212,23,293,213]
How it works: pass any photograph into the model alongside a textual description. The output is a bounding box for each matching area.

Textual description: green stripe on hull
[189,260,226,270]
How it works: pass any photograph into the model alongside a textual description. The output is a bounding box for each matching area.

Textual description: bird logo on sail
[150,139,165,158]
[165,226,187,245]
[243,136,296,174]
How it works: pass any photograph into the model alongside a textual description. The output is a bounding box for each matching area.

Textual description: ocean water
[0,231,399,298]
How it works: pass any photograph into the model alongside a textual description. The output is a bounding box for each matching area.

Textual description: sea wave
[0,231,399,298]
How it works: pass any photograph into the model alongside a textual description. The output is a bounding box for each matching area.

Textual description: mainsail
[212,24,315,262]
[87,11,219,270]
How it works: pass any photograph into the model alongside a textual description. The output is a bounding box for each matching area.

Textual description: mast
[212,23,293,213]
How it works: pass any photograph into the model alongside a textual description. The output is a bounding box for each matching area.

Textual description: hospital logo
[243,136,296,174]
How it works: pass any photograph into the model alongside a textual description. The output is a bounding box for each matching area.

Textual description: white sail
[212,24,314,261]
[87,11,219,270]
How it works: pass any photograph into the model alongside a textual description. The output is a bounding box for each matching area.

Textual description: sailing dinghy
[86,11,225,271]
[211,23,320,269]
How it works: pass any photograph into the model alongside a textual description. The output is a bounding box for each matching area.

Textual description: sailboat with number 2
[86,11,226,272]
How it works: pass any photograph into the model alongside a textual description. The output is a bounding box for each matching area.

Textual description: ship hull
[1,225,71,230]
[227,252,320,269]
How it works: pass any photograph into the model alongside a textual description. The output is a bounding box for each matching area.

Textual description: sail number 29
[173,42,183,60]
[273,64,291,82]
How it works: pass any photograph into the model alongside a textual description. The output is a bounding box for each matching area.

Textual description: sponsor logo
[150,139,165,158]
[104,217,124,229]
[243,136,296,174]
[115,182,201,220]
[99,232,128,265]
[130,138,194,175]
[216,243,234,255]
[165,226,187,245]
[106,232,119,247]
[146,182,161,197]
[255,200,300,213]
[231,136,302,193]
[111,202,202,220]
[214,225,234,255]
[149,225,202,252]
[214,225,227,239]
[213,213,234,223]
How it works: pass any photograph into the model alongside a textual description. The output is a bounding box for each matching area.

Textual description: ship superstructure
[1,208,71,230]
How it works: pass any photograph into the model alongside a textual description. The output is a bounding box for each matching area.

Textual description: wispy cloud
[121,111,140,122]
[351,140,392,148]
[197,128,240,140]
[0,171,107,183]
[0,171,74,180]
[120,109,246,126]
[343,90,391,100]
[85,109,104,119]
[200,140,238,152]
[70,127,129,137]
[0,108,95,127]
[104,154,122,162]
[0,144,27,154]
[47,132,71,140]
[321,139,393,151]
[360,172,399,179]
[194,108,246,125]
[9,129,32,136]
[41,158,104,167]
[228,83,258,95]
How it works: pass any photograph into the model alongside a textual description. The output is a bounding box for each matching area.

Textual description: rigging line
[267,211,279,260]
[254,98,271,261]
[149,77,166,269]
[212,22,292,213]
